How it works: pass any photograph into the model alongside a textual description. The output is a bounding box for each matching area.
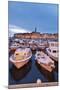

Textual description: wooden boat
[46,41,58,62]
[35,51,55,72]
[10,48,32,69]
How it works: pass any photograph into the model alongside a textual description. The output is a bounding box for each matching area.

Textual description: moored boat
[10,48,32,69]
[37,40,48,50]
[35,51,55,72]
[10,42,20,51]
[35,51,55,81]
[46,41,58,62]
[29,44,37,51]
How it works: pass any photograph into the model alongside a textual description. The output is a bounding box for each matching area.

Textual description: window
[53,50,56,53]
[16,53,19,55]
[51,43,54,46]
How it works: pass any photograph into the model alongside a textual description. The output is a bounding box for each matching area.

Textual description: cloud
[9,24,31,37]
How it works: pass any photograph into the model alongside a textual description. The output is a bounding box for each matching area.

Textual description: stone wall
[14,32,58,39]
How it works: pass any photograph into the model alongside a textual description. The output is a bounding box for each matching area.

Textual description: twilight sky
[8,1,58,36]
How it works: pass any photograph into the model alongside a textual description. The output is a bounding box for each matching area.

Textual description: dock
[8,82,58,89]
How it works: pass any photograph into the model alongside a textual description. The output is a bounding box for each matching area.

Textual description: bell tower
[35,27,37,32]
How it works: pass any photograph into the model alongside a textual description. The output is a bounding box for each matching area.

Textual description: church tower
[35,27,37,32]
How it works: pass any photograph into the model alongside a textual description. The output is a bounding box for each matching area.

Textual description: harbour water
[9,50,58,85]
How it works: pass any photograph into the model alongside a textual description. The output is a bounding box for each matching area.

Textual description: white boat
[35,51,55,72]
[19,39,24,43]
[46,41,58,62]
[14,38,19,42]
[37,40,48,50]
[37,43,45,50]
[29,39,38,44]
[10,48,32,69]
[10,42,20,50]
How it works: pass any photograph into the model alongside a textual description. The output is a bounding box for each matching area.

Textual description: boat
[19,42,30,48]
[35,51,55,72]
[29,44,37,51]
[10,48,32,69]
[28,39,38,50]
[19,39,24,44]
[28,39,36,44]
[13,38,19,42]
[37,40,48,50]
[10,42,20,51]
[46,41,58,62]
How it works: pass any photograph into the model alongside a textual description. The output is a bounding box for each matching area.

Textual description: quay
[8,82,58,89]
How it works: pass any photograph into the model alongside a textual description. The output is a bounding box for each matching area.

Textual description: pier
[8,82,58,89]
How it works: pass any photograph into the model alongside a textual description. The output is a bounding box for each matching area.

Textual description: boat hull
[13,59,29,69]
[10,54,32,69]
[38,46,45,50]
[37,60,54,72]
[46,48,58,62]
[36,61,54,82]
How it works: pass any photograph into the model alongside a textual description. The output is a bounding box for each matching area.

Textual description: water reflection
[9,60,32,81]
[35,61,58,82]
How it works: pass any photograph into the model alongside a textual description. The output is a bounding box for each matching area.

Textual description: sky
[8,1,58,36]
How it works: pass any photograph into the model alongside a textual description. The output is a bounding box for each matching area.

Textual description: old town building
[14,32,58,39]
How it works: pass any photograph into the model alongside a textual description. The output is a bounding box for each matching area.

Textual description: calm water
[9,51,58,85]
